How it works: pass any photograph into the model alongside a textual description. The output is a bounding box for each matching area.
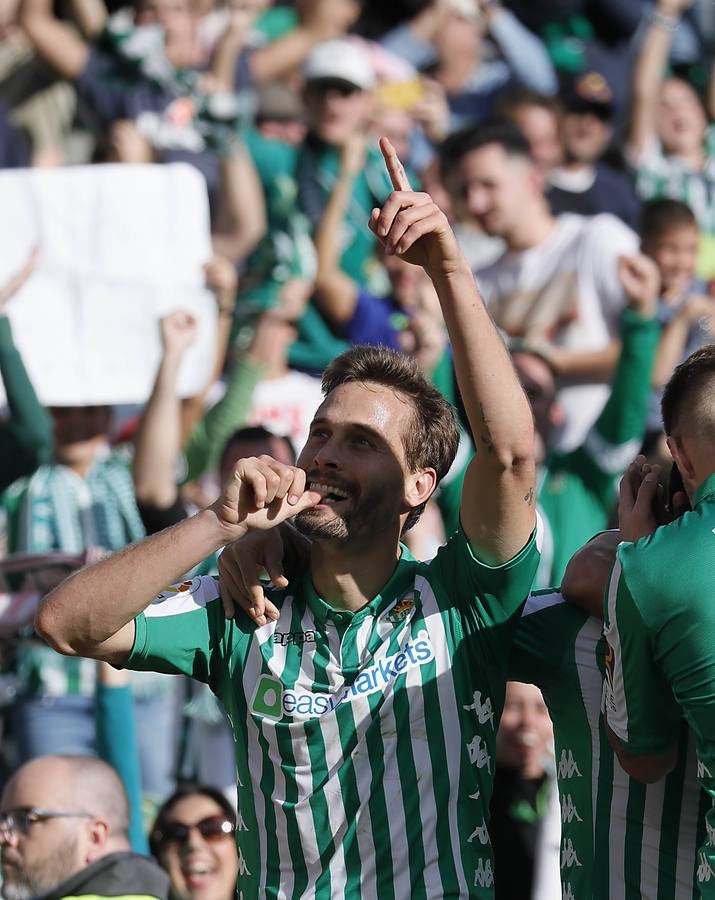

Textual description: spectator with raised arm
[443,118,639,450]
[0,251,53,492]
[314,132,447,376]
[380,0,557,131]
[627,0,715,237]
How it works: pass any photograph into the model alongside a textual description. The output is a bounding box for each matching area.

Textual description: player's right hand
[210,456,321,542]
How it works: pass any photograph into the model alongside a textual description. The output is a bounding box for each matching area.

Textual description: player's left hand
[369,137,462,277]
[618,456,663,541]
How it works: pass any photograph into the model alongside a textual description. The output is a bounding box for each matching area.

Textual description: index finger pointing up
[379,136,412,192]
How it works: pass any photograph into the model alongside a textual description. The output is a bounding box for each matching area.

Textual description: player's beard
[1,835,81,900]
[295,477,402,545]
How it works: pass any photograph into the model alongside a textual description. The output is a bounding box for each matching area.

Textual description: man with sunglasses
[0,755,169,900]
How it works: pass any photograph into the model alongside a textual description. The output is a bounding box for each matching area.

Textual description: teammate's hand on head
[218,529,285,624]
[369,137,462,277]
[618,456,663,542]
[218,525,311,624]
[211,455,321,543]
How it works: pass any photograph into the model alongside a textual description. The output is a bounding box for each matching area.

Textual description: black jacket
[33,852,170,900]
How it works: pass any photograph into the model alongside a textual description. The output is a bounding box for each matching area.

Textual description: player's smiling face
[295,381,416,544]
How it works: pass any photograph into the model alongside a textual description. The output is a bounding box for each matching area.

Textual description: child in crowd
[640,198,715,446]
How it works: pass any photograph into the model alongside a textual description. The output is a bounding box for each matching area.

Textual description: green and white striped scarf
[7,458,146,697]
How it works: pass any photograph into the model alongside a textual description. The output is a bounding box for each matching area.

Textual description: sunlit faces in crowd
[150,789,238,900]
[303,79,374,147]
[456,140,543,238]
[656,78,708,158]
[508,102,562,173]
[561,107,612,164]
[496,682,554,779]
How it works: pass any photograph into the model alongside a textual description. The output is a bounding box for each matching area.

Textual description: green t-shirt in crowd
[126,526,540,899]
[512,590,704,899]
[603,473,715,897]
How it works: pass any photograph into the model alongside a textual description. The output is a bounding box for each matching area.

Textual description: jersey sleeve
[602,549,681,755]
[427,516,542,628]
[509,590,588,687]
[126,575,230,687]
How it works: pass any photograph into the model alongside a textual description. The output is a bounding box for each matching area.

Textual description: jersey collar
[694,472,715,507]
[302,543,418,628]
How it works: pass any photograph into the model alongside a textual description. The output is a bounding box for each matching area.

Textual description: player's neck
[309,537,403,613]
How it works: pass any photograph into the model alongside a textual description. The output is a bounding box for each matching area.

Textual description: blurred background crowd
[0,0,714,896]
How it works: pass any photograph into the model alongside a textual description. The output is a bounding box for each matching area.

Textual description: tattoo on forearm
[523,486,535,506]
[478,403,494,454]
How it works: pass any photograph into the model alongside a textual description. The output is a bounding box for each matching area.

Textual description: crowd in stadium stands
[0,0,714,897]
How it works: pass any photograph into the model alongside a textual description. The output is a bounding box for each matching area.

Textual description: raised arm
[34,459,322,663]
[211,145,267,267]
[132,311,197,511]
[20,0,89,80]
[314,136,364,325]
[0,251,54,489]
[628,0,693,159]
[371,138,535,564]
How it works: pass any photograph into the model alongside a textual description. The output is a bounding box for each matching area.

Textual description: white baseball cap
[303,39,376,92]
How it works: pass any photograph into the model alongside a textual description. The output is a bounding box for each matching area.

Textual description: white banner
[0,162,218,406]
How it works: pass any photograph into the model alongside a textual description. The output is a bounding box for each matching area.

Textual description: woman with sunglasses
[149,786,238,900]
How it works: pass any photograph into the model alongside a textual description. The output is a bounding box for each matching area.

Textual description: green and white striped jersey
[511,590,704,899]
[127,527,540,899]
[603,473,715,898]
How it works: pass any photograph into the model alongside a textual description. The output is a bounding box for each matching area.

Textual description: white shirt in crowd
[476,213,638,451]
[248,370,324,453]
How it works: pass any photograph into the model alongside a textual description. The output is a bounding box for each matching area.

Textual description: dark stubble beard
[1,835,81,900]
[294,482,402,544]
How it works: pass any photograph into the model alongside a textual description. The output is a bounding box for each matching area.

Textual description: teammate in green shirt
[36,139,540,899]
[599,345,715,898]
[514,538,704,900]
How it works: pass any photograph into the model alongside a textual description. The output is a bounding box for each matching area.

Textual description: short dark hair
[149,784,237,858]
[321,345,459,530]
[640,198,697,246]
[661,344,715,436]
[495,87,562,119]
[439,117,532,180]
[220,425,296,472]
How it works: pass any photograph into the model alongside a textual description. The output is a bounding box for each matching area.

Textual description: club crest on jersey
[385,594,415,625]
[153,578,201,602]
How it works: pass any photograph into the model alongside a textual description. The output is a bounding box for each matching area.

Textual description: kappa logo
[250,632,435,720]
[464,690,495,729]
[274,630,316,647]
[237,846,252,877]
[473,859,494,889]
[467,820,490,845]
[699,760,713,780]
[561,839,582,869]
[466,734,491,772]
[558,749,582,779]
[562,883,576,900]
[698,852,715,883]
[561,794,582,824]
[707,822,715,847]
